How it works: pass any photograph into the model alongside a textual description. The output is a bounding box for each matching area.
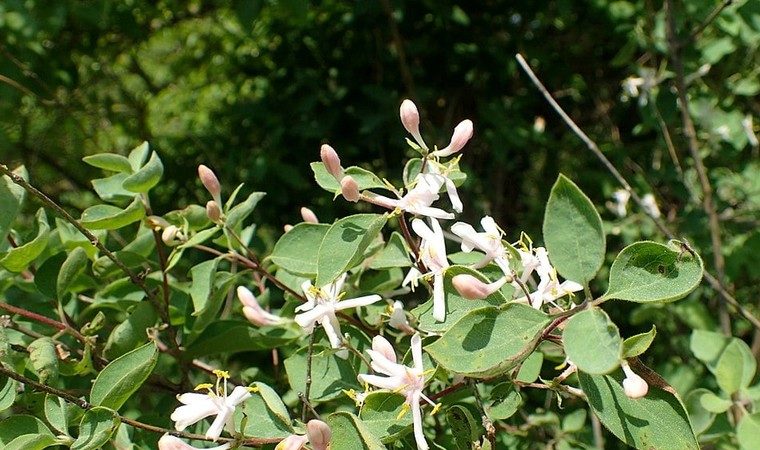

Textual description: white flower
[621,361,649,399]
[515,269,583,309]
[611,189,630,218]
[405,218,450,322]
[641,193,661,218]
[158,434,231,450]
[367,172,458,219]
[237,286,286,327]
[295,273,382,358]
[388,300,414,334]
[450,216,510,276]
[451,274,509,300]
[170,371,252,441]
[358,334,436,450]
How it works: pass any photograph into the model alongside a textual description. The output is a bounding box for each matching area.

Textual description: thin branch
[302,332,317,422]
[665,0,731,336]
[0,364,279,446]
[0,301,88,344]
[514,53,760,331]
[679,0,734,48]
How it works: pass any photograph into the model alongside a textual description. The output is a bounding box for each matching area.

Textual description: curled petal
[335,294,382,310]
[171,400,218,431]
[358,373,405,391]
[411,391,429,450]
[205,406,232,441]
[158,434,231,450]
[372,335,397,364]
[294,304,331,332]
[226,386,253,407]
[411,333,424,372]
[432,273,445,322]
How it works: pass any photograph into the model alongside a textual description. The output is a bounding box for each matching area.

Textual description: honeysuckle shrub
[5,93,757,450]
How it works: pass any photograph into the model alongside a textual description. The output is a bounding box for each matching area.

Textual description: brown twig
[0,301,88,344]
[665,0,731,336]
[514,53,760,331]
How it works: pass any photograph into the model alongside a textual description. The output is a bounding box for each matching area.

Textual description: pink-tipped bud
[340,175,360,202]
[274,434,308,450]
[300,207,319,224]
[400,99,420,135]
[434,119,474,157]
[371,335,397,364]
[452,274,506,300]
[400,99,427,150]
[306,420,332,450]
[237,286,283,327]
[283,224,294,233]
[161,225,180,246]
[320,144,343,180]
[158,434,230,450]
[621,362,649,399]
[198,165,222,204]
[206,200,222,223]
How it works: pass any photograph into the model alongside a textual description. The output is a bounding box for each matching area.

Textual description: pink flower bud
[275,434,308,450]
[621,362,649,399]
[283,224,294,233]
[161,225,180,246]
[206,200,222,222]
[158,434,230,450]
[306,420,332,450]
[146,215,170,230]
[237,286,283,327]
[371,335,397,364]
[198,165,222,204]
[300,207,319,224]
[400,99,427,150]
[434,119,474,157]
[340,175,360,202]
[452,274,506,300]
[320,144,343,180]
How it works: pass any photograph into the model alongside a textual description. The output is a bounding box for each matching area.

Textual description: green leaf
[44,394,69,435]
[413,265,510,334]
[91,173,135,202]
[715,338,755,395]
[122,150,163,193]
[80,197,145,230]
[234,386,293,439]
[71,407,119,450]
[0,377,16,413]
[269,223,330,276]
[0,415,54,445]
[1,208,50,272]
[601,240,703,303]
[622,326,657,358]
[57,247,89,298]
[425,304,549,377]
[542,174,605,284]
[368,232,411,269]
[311,162,389,192]
[684,389,715,435]
[486,382,523,420]
[185,321,301,358]
[737,413,760,450]
[579,371,698,450]
[563,308,622,375]
[0,165,27,244]
[699,391,732,413]
[689,329,729,369]
[359,392,412,443]
[4,434,57,450]
[284,345,363,402]
[127,142,150,171]
[446,405,481,450]
[515,351,544,383]
[82,153,133,173]
[316,213,388,286]
[189,258,220,315]
[103,302,158,359]
[28,337,58,384]
[326,412,386,450]
[225,191,266,231]
[90,342,158,410]
[562,409,587,433]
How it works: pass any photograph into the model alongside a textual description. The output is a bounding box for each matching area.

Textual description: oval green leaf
[311,162,389,193]
[425,304,549,377]
[622,326,657,359]
[326,412,386,450]
[82,153,133,173]
[80,197,145,230]
[90,341,158,410]
[57,247,89,298]
[316,213,387,286]
[602,240,703,303]
[563,308,622,375]
[738,413,760,450]
[579,370,698,450]
[542,174,605,284]
[269,223,330,277]
[122,151,163,193]
[359,392,412,443]
[72,407,119,450]
[0,208,50,273]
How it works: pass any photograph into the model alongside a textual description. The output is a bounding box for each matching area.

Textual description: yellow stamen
[247,386,260,393]
[212,369,230,379]
[194,383,213,391]
[430,403,442,415]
